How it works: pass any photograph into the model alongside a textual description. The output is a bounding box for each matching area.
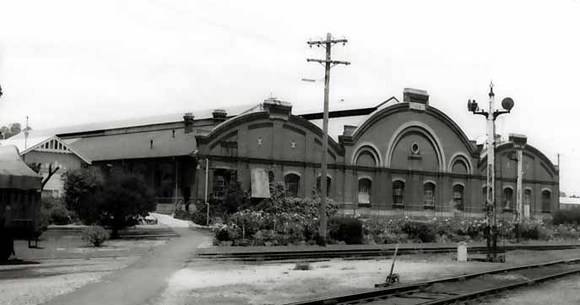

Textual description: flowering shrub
[213,184,338,246]
[362,216,580,244]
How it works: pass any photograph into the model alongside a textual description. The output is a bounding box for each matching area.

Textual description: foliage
[552,224,580,240]
[329,216,363,244]
[82,225,109,247]
[97,172,156,237]
[173,209,190,221]
[63,169,103,224]
[40,197,72,226]
[553,208,580,225]
[191,200,209,225]
[0,122,21,139]
[401,220,437,243]
[190,181,251,225]
[213,183,338,246]
[214,223,240,241]
[63,169,155,237]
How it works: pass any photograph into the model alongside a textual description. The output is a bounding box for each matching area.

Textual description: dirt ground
[0,228,170,305]
[156,249,580,305]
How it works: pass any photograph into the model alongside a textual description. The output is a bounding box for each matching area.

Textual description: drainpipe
[205,158,209,226]
[174,158,179,216]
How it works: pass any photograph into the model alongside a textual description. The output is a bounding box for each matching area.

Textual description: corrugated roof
[47,103,260,136]
[68,128,197,161]
[0,145,42,190]
[0,133,92,164]
[0,133,51,153]
[560,197,580,205]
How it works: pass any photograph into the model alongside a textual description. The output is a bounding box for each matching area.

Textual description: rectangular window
[358,179,371,205]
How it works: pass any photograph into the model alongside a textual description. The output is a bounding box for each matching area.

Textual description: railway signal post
[467,83,514,262]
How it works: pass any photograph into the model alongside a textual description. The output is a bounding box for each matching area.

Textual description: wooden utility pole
[307,33,349,245]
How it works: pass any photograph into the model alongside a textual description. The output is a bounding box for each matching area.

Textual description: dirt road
[40,228,210,305]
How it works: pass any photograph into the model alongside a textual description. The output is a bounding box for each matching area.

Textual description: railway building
[0,88,559,217]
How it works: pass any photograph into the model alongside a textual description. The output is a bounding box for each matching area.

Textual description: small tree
[63,168,102,224]
[97,172,156,238]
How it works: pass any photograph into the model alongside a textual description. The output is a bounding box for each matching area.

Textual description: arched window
[453,184,464,211]
[392,180,405,206]
[284,173,300,197]
[524,189,533,213]
[316,176,332,196]
[452,160,468,174]
[358,178,372,206]
[503,188,514,210]
[424,182,436,208]
[542,190,551,213]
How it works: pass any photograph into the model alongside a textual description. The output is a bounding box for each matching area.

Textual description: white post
[516,149,524,219]
[204,158,210,226]
[486,86,495,226]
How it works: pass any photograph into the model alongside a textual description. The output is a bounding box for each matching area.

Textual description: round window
[411,143,420,154]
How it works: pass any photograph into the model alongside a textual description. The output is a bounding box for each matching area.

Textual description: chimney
[509,133,527,149]
[212,109,227,123]
[403,88,429,111]
[183,112,194,134]
[263,97,292,120]
[343,125,357,136]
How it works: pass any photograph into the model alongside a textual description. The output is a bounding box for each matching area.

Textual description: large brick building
[1,88,559,217]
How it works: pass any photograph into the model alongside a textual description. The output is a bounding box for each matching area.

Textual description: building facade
[2,88,559,217]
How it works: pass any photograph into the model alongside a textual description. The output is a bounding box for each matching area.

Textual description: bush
[63,169,103,224]
[213,183,338,246]
[173,209,190,221]
[82,225,109,247]
[401,221,437,243]
[39,197,72,229]
[64,170,156,238]
[553,208,580,225]
[215,224,241,242]
[329,216,363,244]
[191,200,209,225]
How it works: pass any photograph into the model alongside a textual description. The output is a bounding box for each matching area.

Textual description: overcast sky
[1,0,579,193]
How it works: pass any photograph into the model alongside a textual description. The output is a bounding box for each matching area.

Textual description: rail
[284,258,580,305]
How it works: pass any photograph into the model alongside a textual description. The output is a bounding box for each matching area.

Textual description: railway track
[284,258,580,305]
[198,243,580,261]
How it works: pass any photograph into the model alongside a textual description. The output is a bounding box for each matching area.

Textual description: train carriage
[0,145,42,260]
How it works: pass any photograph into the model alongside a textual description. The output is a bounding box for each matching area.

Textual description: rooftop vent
[183,112,194,134]
[403,88,429,110]
[263,97,292,120]
[212,109,227,123]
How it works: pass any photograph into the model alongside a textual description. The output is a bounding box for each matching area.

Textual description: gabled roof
[67,127,197,162]
[0,133,92,164]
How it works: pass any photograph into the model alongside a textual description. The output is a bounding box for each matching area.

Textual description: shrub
[82,225,109,247]
[39,197,72,229]
[63,169,103,224]
[329,216,363,244]
[215,224,241,241]
[401,221,437,243]
[553,224,580,240]
[553,208,580,225]
[173,209,190,221]
[191,200,209,225]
